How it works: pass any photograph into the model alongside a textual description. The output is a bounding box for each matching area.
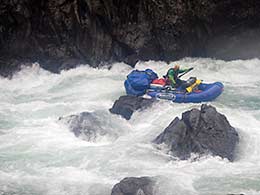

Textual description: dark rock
[0,59,37,78]
[154,104,239,161]
[1,0,260,77]
[111,177,156,195]
[58,58,86,72]
[109,95,156,120]
[227,194,244,195]
[0,59,20,78]
[206,28,260,60]
[59,111,124,142]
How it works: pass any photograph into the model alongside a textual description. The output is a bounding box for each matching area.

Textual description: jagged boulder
[154,104,239,161]
[111,177,156,195]
[59,111,125,142]
[109,95,156,120]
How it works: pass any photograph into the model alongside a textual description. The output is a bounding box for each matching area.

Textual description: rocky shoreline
[1,0,260,77]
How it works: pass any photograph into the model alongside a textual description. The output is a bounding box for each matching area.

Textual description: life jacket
[166,68,179,81]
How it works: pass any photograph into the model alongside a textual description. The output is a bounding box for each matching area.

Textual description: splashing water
[0,58,260,195]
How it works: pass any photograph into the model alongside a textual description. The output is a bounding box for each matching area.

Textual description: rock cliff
[1,0,260,76]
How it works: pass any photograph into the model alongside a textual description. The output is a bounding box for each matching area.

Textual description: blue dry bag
[124,69,158,96]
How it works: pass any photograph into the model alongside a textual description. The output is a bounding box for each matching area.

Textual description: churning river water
[0,58,260,195]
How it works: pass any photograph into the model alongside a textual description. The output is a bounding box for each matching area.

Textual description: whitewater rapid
[0,58,260,195]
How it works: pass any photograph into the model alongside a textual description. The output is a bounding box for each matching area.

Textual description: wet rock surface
[154,104,239,161]
[111,177,156,195]
[59,111,125,142]
[1,0,260,77]
[109,95,156,120]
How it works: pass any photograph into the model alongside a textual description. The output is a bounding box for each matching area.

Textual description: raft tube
[147,82,224,103]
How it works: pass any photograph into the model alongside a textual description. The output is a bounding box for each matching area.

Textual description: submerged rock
[109,95,156,120]
[59,111,125,142]
[154,104,239,161]
[111,177,156,195]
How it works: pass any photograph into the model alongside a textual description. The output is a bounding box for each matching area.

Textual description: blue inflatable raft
[146,82,224,103]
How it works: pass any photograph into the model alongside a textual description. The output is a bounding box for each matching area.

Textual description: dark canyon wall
[1,0,260,76]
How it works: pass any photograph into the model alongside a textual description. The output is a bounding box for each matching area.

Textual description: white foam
[0,58,260,194]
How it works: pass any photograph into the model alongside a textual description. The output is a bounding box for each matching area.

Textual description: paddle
[178,67,194,78]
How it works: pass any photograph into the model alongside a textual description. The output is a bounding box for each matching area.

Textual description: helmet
[174,64,180,70]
